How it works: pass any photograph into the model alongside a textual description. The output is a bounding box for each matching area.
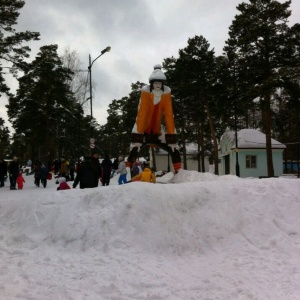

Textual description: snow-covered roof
[156,143,210,156]
[222,128,286,149]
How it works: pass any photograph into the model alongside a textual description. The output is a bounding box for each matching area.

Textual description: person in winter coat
[34,161,41,187]
[0,158,7,187]
[127,64,181,173]
[91,150,102,187]
[9,156,19,190]
[57,177,71,190]
[59,157,69,180]
[117,156,127,185]
[131,167,156,183]
[16,170,25,189]
[73,156,99,189]
[101,154,112,186]
[40,163,48,188]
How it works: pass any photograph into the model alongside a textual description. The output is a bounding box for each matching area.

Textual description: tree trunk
[197,121,201,172]
[181,113,187,169]
[265,93,274,177]
[205,97,219,175]
[200,124,205,172]
[182,133,187,170]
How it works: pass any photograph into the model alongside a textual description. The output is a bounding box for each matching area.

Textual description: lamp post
[88,46,111,139]
[77,97,90,156]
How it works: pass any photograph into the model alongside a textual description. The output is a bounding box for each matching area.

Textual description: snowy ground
[0,170,300,300]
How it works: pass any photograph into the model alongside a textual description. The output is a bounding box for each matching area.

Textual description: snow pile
[0,173,300,299]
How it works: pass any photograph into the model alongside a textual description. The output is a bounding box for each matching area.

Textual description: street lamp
[77,97,91,156]
[88,46,111,139]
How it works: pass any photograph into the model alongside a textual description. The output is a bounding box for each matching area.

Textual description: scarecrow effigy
[127,64,181,173]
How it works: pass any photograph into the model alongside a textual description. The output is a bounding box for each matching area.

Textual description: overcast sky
[1,0,300,130]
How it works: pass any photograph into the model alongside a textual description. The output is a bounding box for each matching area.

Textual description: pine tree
[224,0,300,177]
[164,36,223,174]
[6,45,76,161]
[0,117,10,157]
[0,0,40,95]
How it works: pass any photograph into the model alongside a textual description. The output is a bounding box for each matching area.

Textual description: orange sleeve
[163,93,176,134]
[136,91,150,133]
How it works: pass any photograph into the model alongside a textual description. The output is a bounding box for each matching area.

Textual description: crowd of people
[0,150,157,191]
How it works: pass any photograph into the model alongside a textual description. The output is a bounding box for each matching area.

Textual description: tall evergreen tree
[0,117,10,157]
[224,0,300,177]
[164,36,222,173]
[6,45,76,161]
[0,0,40,95]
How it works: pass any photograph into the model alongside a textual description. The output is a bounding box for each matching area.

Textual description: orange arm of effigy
[136,91,153,133]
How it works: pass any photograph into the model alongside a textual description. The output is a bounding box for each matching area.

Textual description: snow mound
[1,173,300,299]
[157,169,238,184]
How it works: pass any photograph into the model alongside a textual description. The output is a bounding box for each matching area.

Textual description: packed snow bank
[1,174,300,299]
[2,177,299,256]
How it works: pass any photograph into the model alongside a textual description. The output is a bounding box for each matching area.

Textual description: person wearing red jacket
[128,64,181,173]
[16,171,25,189]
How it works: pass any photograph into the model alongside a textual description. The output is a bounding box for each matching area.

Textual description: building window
[246,155,256,168]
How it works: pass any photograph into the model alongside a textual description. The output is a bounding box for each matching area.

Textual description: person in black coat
[34,161,41,187]
[8,156,19,190]
[91,150,102,187]
[39,163,48,188]
[101,154,113,186]
[73,156,99,189]
[0,158,8,187]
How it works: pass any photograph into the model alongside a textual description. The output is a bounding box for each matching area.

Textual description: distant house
[152,143,210,172]
[219,128,286,178]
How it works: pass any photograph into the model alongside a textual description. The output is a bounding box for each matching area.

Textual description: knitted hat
[58,177,66,183]
[149,64,166,83]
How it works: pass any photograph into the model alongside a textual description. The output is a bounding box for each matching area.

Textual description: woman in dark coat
[73,156,99,189]
[8,156,19,190]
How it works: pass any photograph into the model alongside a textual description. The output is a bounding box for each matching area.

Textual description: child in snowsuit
[117,156,127,185]
[16,171,25,189]
[57,177,71,190]
[131,167,156,183]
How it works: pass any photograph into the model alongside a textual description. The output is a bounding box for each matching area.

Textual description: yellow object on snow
[131,168,156,183]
